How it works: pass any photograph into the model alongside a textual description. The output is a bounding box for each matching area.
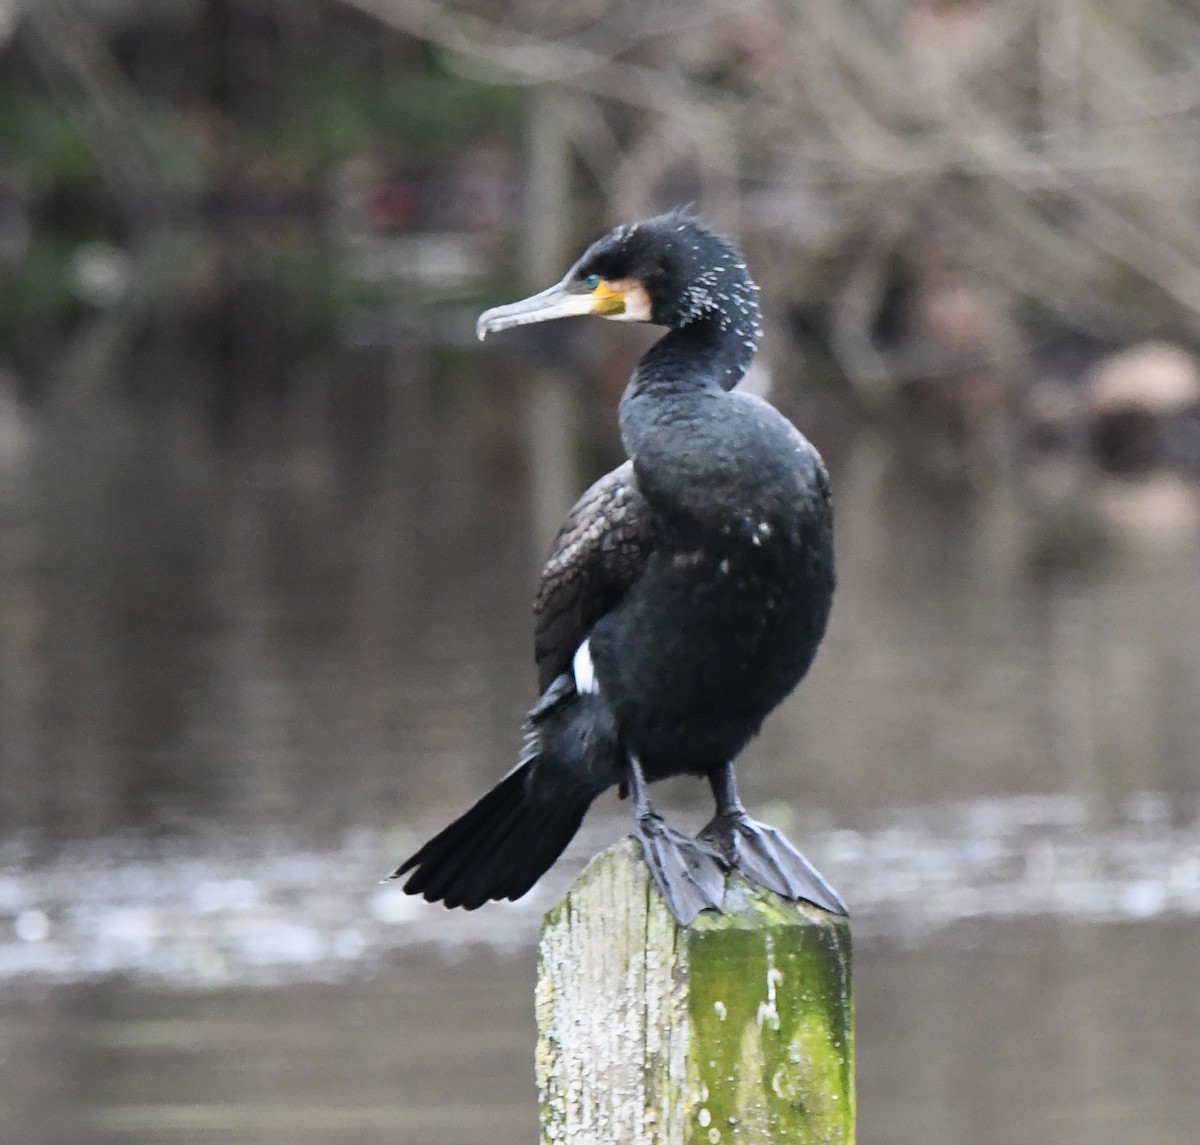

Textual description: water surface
[0,328,1197,1143]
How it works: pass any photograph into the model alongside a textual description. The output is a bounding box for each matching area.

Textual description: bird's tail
[389,739,600,910]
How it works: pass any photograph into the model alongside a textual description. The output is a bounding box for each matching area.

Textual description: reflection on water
[859,917,1200,1145]
[4,957,538,1145]
[4,919,1197,1145]
[1,792,1199,989]
[0,331,1198,1143]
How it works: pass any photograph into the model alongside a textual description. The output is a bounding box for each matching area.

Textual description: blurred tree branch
[21,1,201,231]
[337,0,1200,402]
[15,0,1198,404]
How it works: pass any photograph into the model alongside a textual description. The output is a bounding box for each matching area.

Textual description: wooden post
[537,838,854,1145]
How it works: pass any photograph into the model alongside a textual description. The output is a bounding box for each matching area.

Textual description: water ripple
[0,791,1197,988]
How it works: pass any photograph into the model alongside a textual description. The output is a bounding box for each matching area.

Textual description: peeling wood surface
[537,838,855,1145]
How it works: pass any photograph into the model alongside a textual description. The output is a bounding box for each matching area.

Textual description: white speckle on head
[572,639,599,694]
[757,521,772,539]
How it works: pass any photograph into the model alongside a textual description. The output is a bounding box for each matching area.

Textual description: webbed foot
[624,753,726,925]
[700,763,848,916]
[698,810,846,915]
[631,811,727,925]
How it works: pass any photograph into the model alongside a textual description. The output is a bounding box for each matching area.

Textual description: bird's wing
[533,460,655,692]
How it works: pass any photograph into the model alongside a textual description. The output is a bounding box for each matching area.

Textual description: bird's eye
[585,274,601,291]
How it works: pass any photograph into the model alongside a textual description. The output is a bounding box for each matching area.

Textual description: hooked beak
[476,278,626,340]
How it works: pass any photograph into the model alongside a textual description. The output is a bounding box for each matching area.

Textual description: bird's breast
[589,530,832,775]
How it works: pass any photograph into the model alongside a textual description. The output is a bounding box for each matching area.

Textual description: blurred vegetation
[0,3,518,371]
[2,0,1200,475]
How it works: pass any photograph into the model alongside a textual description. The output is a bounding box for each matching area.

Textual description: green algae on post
[537,839,854,1144]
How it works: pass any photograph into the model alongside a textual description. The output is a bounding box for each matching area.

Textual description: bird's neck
[617,310,762,519]
[622,309,760,406]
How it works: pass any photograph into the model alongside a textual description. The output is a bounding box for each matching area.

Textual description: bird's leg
[698,763,848,916]
[626,754,726,925]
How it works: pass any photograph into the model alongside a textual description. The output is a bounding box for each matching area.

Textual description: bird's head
[476,209,761,341]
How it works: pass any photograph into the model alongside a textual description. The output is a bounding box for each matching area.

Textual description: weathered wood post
[537,838,854,1144]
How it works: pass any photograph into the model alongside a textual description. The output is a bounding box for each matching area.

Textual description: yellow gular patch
[590,280,626,316]
[593,278,652,322]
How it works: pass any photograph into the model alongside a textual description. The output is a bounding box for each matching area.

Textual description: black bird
[389,210,844,924]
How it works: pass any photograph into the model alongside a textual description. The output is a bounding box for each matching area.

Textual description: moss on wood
[538,838,854,1145]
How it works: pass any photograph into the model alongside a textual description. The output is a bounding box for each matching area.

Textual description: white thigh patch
[572,639,600,694]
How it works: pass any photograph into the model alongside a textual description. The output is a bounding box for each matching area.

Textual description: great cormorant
[389,210,845,924]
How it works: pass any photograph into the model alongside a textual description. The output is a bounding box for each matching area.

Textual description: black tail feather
[390,758,596,910]
[392,767,526,903]
[502,797,591,902]
[425,794,527,908]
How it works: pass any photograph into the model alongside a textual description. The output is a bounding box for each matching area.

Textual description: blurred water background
[1,3,1199,1143]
